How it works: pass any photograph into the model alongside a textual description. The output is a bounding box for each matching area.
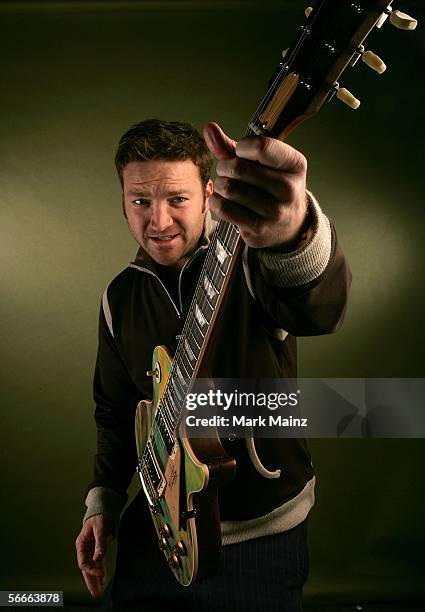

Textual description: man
[76,119,350,611]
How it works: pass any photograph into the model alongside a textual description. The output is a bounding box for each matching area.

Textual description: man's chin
[145,246,183,269]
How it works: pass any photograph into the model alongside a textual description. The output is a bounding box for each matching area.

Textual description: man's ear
[204,179,214,212]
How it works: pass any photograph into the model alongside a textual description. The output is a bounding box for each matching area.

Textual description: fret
[206,264,225,292]
[194,302,208,330]
[187,329,200,352]
[212,262,226,278]
[171,377,184,402]
[228,227,240,251]
[210,268,225,293]
[204,272,219,301]
[163,394,176,419]
[177,355,190,379]
[184,337,195,361]
[217,223,236,248]
[215,238,230,273]
[197,286,214,319]
[175,364,188,394]
[217,236,231,258]
[178,347,193,378]
[188,316,204,348]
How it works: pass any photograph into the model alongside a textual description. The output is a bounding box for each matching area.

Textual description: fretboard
[161,219,240,438]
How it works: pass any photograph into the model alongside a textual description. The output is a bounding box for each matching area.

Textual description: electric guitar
[134,0,417,586]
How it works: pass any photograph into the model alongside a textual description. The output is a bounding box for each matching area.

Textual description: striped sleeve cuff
[83,486,126,536]
[221,476,315,545]
[255,192,332,288]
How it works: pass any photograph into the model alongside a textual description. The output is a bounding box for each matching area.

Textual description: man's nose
[150,203,173,232]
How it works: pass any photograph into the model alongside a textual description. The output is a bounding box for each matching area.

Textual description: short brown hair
[115,119,212,187]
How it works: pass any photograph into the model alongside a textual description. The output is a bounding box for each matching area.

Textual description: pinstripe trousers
[102,491,309,612]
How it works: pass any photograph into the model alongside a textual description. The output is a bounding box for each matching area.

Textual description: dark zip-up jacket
[87,196,351,521]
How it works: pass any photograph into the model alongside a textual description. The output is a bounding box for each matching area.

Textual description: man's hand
[75,514,114,598]
[203,122,309,250]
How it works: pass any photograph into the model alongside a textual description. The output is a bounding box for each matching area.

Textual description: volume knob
[158,536,168,550]
[169,552,181,568]
[175,540,187,556]
[161,523,171,538]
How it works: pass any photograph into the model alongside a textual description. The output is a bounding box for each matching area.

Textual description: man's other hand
[203,122,309,250]
[75,514,114,598]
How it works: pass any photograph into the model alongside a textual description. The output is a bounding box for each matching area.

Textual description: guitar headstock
[248,0,418,140]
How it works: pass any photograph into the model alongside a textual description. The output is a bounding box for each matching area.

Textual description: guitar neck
[158,220,242,435]
[156,0,416,434]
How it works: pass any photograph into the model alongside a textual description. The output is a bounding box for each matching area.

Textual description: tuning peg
[305,6,313,18]
[362,50,386,74]
[390,10,417,30]
[336,87,361,110]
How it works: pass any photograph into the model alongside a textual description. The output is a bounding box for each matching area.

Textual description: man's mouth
[149,234,179,243]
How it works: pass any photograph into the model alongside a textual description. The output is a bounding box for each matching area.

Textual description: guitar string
[141,222,239,497]
[166,219,238,428]
[147,223,233,453]
[163,222,234,426]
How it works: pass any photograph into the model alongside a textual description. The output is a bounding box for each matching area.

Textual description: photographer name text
[185,414,308,428]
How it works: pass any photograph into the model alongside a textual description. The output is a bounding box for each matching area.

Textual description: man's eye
[133,199,149,207]
[170,196,187,205]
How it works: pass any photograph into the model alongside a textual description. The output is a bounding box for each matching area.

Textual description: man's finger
[203,122,236,160]
[75,534,94,568]
[79,562,104,577]
[209,192,259,231]
[236,135,307,174]
[82,570,104,599]
[213,176,278,219]
[216,157,293,201]
[93,540,105,562]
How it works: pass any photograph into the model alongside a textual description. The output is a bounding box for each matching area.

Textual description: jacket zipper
[129,246,206,317]
[129,264,181,315]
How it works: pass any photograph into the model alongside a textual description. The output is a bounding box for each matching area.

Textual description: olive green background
[1,0,424,607]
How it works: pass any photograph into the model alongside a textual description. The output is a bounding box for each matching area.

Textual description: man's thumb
[203,122,236,160]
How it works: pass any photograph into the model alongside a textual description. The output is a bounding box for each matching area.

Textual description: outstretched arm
[203,122,351,335]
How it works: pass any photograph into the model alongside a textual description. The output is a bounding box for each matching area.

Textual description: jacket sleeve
[246,192,352,336]
[83,296,145,527]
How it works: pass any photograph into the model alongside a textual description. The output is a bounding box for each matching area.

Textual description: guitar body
[135,345,236,586]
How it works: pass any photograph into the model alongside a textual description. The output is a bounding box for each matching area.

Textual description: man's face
[122,159,213,270]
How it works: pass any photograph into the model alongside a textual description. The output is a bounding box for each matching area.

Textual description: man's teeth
[155,235,176,241]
